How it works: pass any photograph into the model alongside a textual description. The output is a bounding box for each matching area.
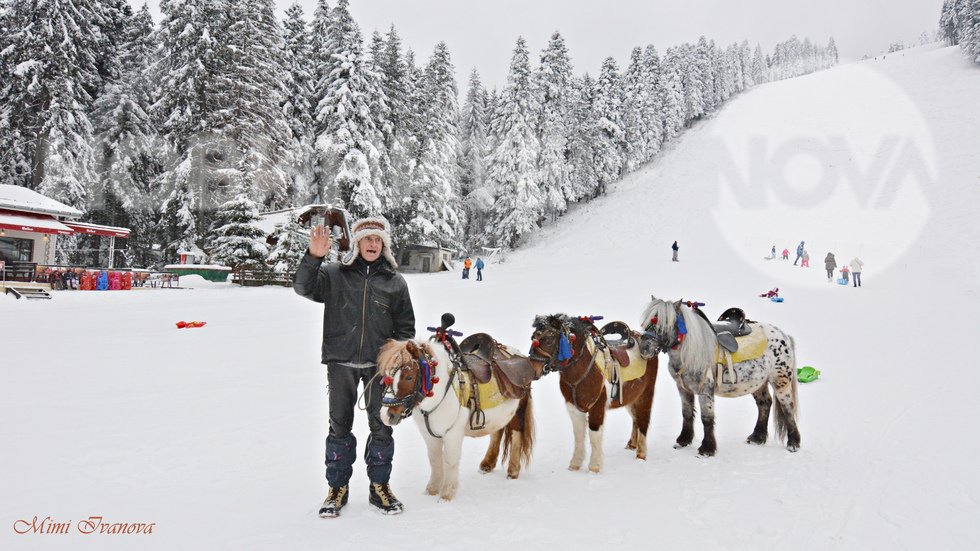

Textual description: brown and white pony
[378,338,534,501]
[530,315,659,473]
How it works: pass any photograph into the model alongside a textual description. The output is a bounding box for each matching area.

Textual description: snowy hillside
[2,44,978,551]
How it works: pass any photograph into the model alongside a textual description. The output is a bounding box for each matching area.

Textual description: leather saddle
[459,333,541,399]
[711,307,752,353]
[599,321,636,368]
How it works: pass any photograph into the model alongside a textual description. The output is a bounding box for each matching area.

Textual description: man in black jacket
[293,217,415,518]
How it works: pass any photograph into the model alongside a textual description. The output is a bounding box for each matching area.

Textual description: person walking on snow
[794,241,805,265]
[293,217,416,518]
[824,252,837,282]
[475,257,484,281]
[463,257,471,279]
[672,241,679,262]
[850,257,864,287]
[782,248,789,260]
[771,246,777,259]
[801,249,810,267]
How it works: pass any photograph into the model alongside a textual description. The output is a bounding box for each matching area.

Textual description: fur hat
[343,217,398,268]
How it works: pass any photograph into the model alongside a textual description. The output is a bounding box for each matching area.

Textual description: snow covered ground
[2,44,978,550]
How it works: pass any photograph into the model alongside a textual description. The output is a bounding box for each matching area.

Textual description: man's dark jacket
[293,252,415,365]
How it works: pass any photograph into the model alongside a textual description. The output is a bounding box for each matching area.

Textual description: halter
[381,346,441,419]
[529,321,577,374]
[641,300,697,354]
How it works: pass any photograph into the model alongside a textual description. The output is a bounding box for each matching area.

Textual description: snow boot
[318,485,349,518]
[369,483,404,515]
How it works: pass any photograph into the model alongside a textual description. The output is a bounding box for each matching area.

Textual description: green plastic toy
[798,366,820,383]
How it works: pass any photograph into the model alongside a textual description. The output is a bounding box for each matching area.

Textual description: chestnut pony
[378,337,534,502]
[530,314,659,473]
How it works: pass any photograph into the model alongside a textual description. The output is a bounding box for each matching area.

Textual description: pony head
[530,314,579,373]
[378,339,440,426]
[638,296,681,358]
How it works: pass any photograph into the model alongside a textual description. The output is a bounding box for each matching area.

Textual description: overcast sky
[132,0,946,90]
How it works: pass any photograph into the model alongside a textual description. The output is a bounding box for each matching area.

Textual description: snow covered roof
[0,184,83,218]
[254,207,299,235]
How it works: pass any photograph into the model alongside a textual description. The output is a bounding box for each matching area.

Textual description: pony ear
[406,340,418,354]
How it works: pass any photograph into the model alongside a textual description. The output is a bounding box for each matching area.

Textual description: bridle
[380,342,462,437]
[529,321,577,374]
[380,346,440,420]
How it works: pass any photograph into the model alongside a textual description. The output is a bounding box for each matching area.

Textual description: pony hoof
[438,495,454,503]
[673,442,690,449]
[786,444,800,453]
[426,489,439,496]
[636,454,647,461]
[746,436,767,446]
[568,465,581,471]
[589,469,601,474]
[507,474,519,480]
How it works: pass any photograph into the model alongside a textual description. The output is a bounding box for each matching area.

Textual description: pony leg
[566,403,588,471]
[675,387,696,449]
[697,392,717,457]
[439,428,465,501]
[747,385,772,445]
[480,430,503,473]
[631,383,654,460]
[586,394,607,473]
[626,404,639,451]
[772,377,801,452]
[422,433,444,496]
[505,431,523,479]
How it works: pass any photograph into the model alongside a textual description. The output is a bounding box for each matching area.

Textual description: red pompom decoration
[425,391,434,398]
[570,334,576,342]
[383,376,393,386]
[651,316,658,324]
[532,339,540,348]
[432,377,439,384]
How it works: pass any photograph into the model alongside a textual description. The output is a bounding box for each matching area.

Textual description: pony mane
[639,297,715,369]
[378,339,423,376]
[532,314,573,333]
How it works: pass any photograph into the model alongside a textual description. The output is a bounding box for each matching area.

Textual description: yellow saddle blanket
[587,338,648,383]
[714,324,768,365]
[458,371,509,410]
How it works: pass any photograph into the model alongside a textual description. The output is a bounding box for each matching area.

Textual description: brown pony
[378,338,534,501]
[530,315,659,473]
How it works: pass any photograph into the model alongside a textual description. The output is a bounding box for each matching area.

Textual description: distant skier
[475,257,484,281]
[672,241,679,262]
[794,241,805,265]
[824,252,837,282]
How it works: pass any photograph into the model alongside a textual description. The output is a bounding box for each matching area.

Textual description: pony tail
[502,393,535,470]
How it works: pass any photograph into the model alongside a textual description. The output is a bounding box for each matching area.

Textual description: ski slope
[2,44,978,550]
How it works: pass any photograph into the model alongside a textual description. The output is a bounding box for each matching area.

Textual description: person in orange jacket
[463,257,471,279]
